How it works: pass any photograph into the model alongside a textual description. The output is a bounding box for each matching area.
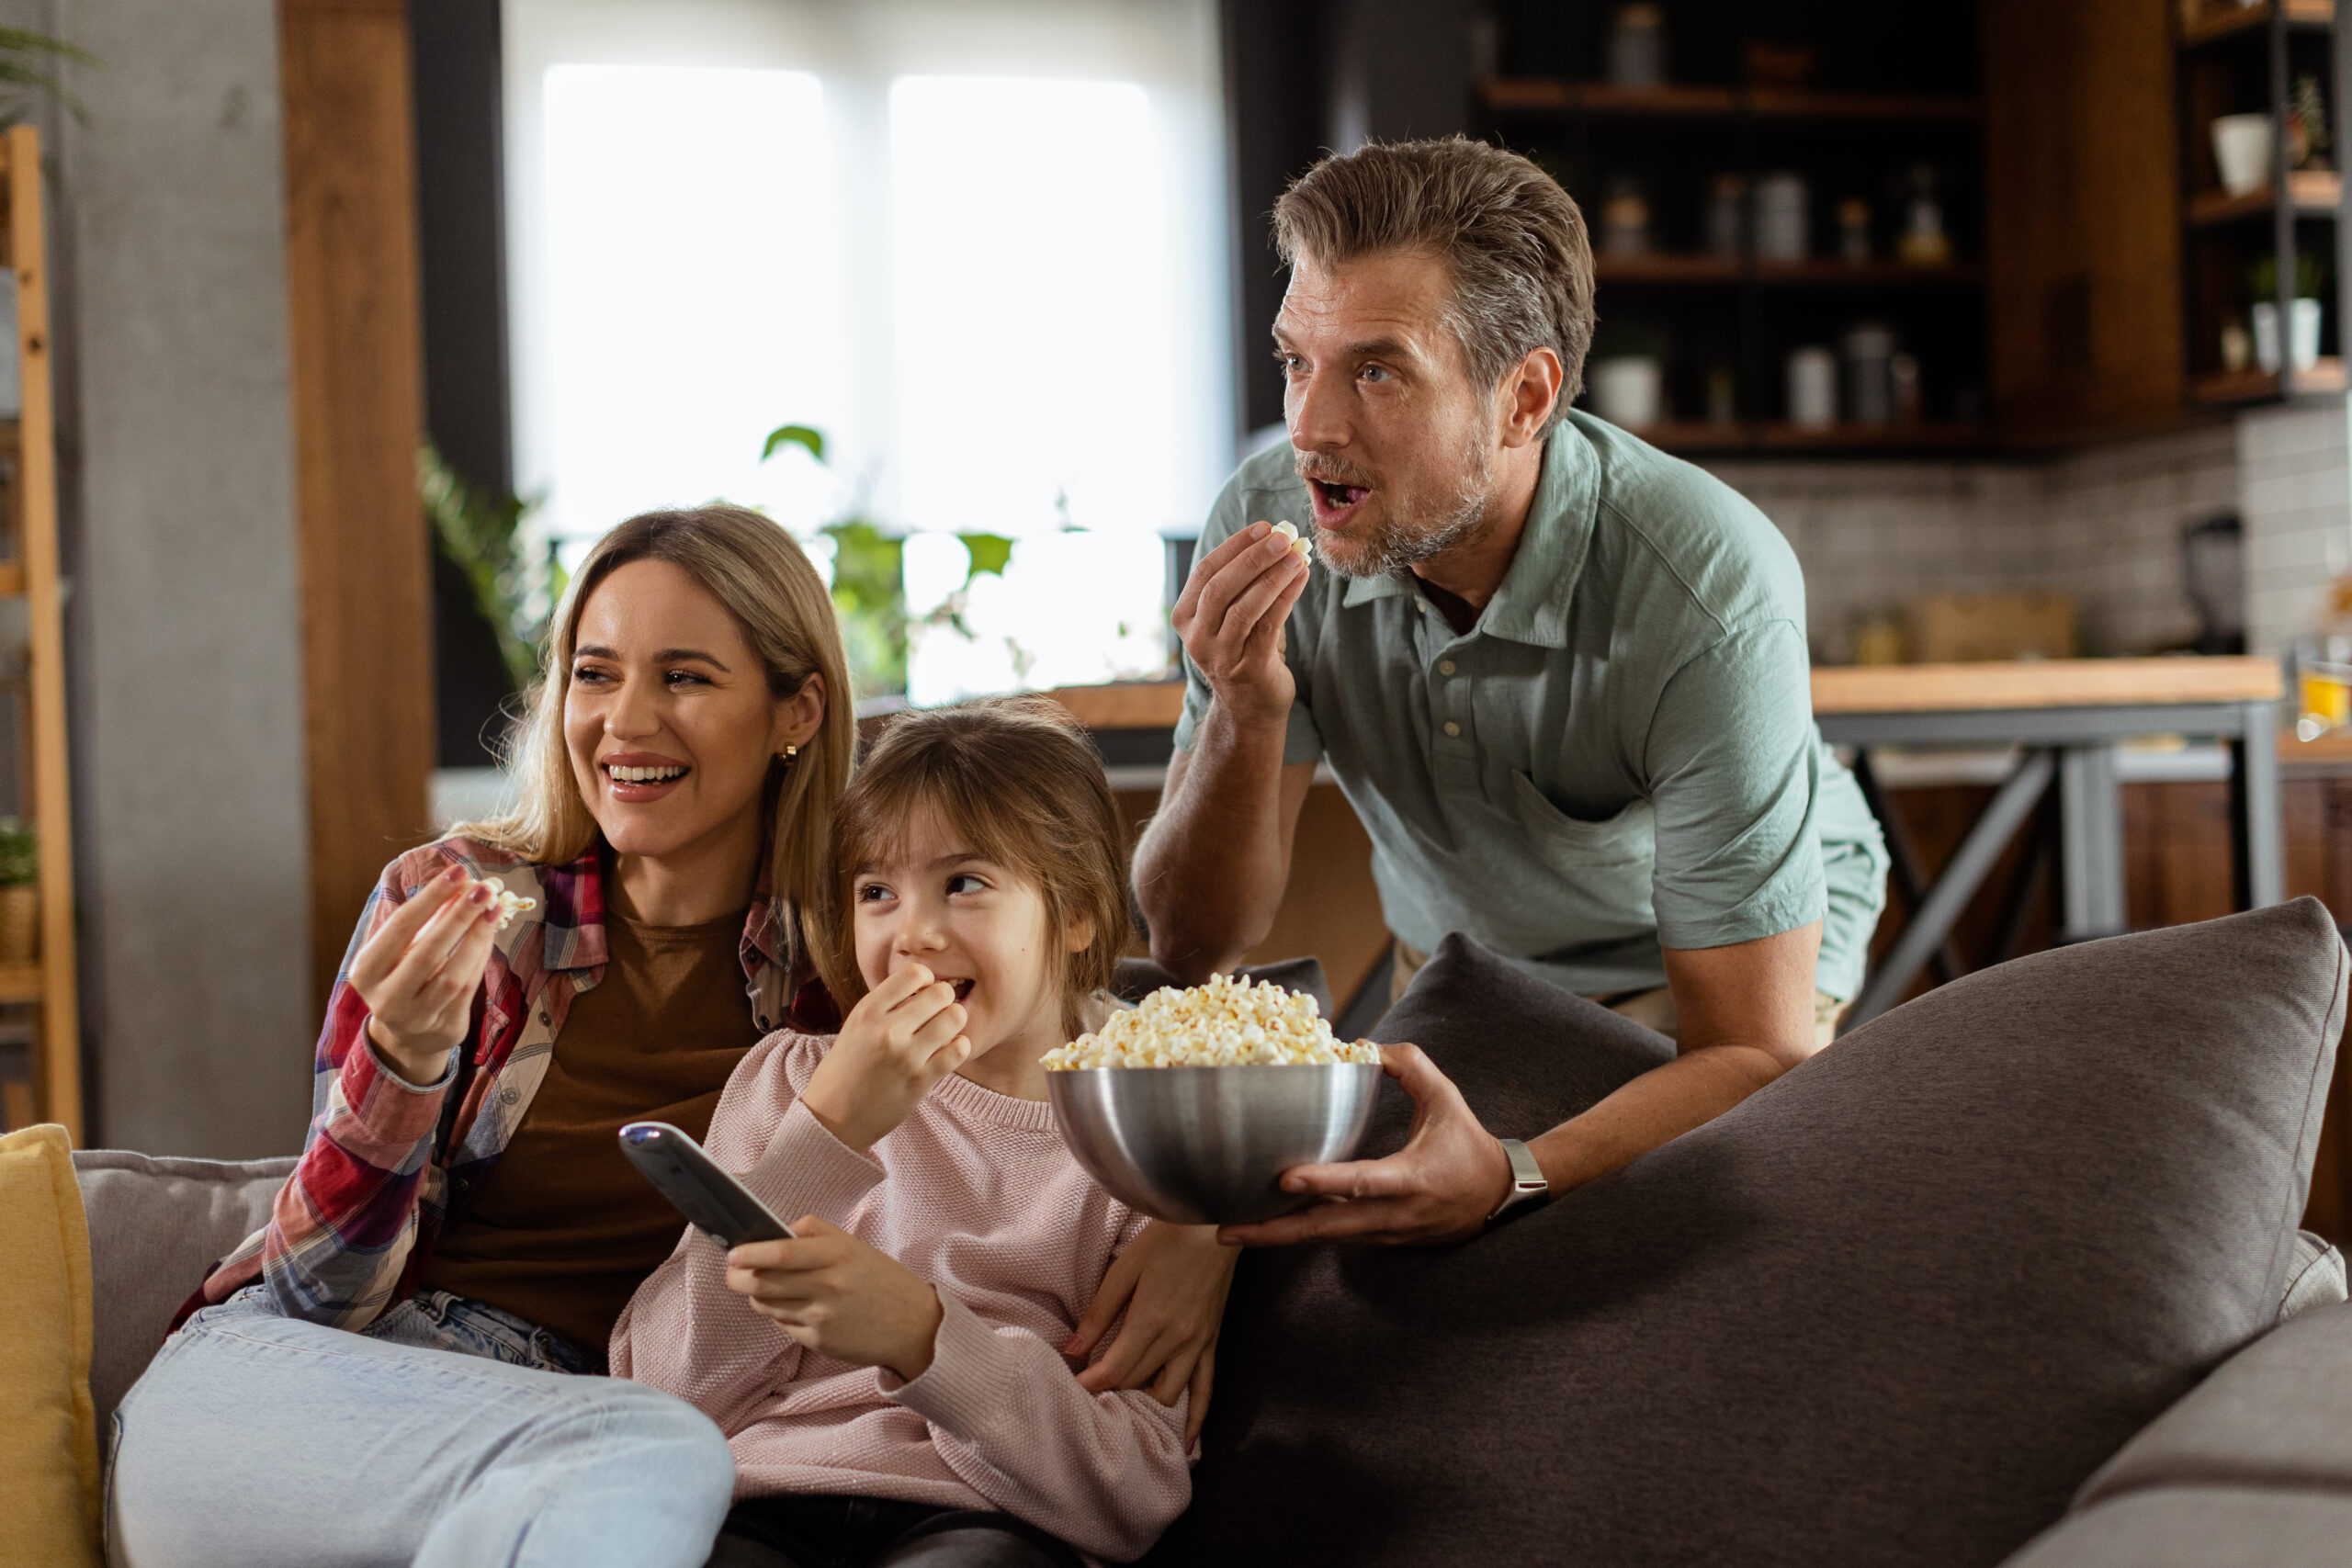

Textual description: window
[506,0,1233,703]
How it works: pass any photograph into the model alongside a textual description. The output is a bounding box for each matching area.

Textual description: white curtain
[504,0,1234,698]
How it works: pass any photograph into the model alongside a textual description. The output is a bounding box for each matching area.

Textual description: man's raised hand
[1172,522,1312,729]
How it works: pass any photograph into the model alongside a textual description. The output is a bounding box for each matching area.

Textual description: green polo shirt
[1173,411,1888,1000]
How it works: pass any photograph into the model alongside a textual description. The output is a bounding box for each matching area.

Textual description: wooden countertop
[1043,658,2285,731]
[1810,657,2281,713]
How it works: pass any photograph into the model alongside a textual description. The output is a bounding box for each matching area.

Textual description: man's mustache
[1293,451,1378,489]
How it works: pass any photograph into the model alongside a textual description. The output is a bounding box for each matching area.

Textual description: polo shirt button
[1443,721,1462,737]
[1438,660,1456,676]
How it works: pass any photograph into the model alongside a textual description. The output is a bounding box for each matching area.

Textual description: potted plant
[0,816,37,963]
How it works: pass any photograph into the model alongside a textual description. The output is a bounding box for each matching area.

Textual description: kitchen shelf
[1620,421,1989,455]
[2180,0,2335,49]
[1593,255,1983,287]
[1477,79,1980,123]
[1753,421,1987,450]
[2192,356,2348,403]
[2187,171,2345,225]
[1593,254,1742,284]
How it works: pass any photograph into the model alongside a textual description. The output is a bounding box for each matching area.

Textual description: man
[1135,138,1887,1247]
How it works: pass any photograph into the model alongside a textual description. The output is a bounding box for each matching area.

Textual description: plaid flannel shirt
[186,835,808,1331]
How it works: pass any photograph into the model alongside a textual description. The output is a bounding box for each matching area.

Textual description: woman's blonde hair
[827,698,1130,1032]
[463,505,854,958]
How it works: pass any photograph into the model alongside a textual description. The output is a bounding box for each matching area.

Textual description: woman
[108,506,854,1568]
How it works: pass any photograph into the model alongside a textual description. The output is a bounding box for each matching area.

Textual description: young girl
[613,698,1194,1567]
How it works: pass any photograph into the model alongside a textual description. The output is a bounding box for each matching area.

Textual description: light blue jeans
[107,1285,735,1568]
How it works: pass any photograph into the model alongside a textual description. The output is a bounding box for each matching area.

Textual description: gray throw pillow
[1146,900,2346,1568]
[73,1150,297,1426]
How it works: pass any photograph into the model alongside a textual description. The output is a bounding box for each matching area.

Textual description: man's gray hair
[1272,137,1596,425]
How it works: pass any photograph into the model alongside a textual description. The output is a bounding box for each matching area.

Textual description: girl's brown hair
[828,697,1130,1031]
[461,505,856,966]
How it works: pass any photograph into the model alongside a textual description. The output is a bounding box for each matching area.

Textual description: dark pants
[702,1495,1085,1568]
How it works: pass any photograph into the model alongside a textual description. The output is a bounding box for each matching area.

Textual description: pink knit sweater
[610,1030,1192,1562]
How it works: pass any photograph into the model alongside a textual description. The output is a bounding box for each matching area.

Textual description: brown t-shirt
[420,907,759,1364]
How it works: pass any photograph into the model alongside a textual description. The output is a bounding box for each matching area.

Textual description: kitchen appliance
[2181,513,2245,657]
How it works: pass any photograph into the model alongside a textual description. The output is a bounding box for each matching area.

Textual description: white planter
[2211,114,2274,197]
[2252,298,2323,374]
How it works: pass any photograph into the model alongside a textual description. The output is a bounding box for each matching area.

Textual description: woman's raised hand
[348,866,506,1086]
[799,964,970,1155]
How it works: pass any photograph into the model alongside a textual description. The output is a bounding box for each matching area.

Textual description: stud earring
[780,745,799,766]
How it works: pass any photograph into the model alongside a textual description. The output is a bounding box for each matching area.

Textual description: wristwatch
[1486,1137,1551,1225]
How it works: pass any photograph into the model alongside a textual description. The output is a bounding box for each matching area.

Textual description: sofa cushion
[1147,899,2347,1568]
[1112,956,1332,1019]
[1997,1489,2352,1568]
[71,1149,295,1425]
[2068,1299,2352,1506]
[0,1124,101,1568]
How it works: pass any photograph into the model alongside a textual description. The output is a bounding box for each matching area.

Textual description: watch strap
[1486,1137,1550,1224]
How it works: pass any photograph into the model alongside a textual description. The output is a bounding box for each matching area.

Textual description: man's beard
[1296,423,1498,581]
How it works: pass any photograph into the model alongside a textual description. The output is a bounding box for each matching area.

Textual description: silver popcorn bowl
[1046,1063,1385,1225]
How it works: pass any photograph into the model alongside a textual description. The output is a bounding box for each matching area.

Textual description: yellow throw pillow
[0,1123,100,1568]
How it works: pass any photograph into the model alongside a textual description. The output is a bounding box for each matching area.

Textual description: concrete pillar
[27,0,314,1156]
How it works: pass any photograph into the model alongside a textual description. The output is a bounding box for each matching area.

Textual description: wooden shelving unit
[1474,6,1988,459]
[0,125,82,1143]
[1610,419,1987,455]
[2175,0,2347,404]
[2181,0,2336,50]
[2187,169,2344,224]
[2194,354,2348,403]
[1595,255,1983,288]
[1479,79,1979,122]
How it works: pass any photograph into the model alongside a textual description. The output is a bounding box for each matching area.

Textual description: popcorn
[1271,519,1313,558]
[476,878,536,931]
[1044,972,1381,1069]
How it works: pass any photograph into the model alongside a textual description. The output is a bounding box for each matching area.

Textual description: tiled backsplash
[1704,422,2250,663]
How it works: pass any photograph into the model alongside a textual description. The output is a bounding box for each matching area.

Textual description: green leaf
[957,533,1013,579]
[762,423,826,464]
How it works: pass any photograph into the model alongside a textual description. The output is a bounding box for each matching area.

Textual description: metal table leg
[2231,696,2283,909]
[1848,748,2056,1028]
[2059,743,2126,940]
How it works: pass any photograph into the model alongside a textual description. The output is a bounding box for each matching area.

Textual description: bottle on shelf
[1755,172,1808,263]
[1608,4,1667,88]
[1601,176,1653,256]
[1838,197,1872,264]
[1705,174,1746,257]
[1898,164,1951,266]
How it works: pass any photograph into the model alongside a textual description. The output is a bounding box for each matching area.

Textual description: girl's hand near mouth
[800,963,971,1154]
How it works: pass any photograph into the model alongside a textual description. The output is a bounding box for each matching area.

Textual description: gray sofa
[76,900,2352,1566]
